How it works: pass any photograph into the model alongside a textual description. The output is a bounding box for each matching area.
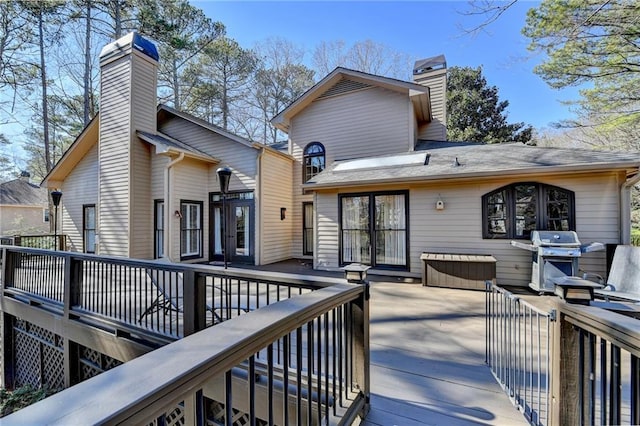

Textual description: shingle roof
[0,179,48,206]
[304,141,640,189]
[137,130,218,162]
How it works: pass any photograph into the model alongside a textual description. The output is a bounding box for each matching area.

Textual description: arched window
[482,183,575,239]
[303,142,325,182]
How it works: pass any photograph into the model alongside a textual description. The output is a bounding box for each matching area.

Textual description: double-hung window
[83,204,96,253]
[180,200,202,259]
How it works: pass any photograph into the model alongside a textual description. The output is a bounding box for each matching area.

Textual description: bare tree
[312,39,412,79]
[251,38,315,144]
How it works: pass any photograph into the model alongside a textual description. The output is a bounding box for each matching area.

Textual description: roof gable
[271,67,431,132]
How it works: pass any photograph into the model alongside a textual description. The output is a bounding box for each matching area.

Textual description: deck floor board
[366,282,528,425]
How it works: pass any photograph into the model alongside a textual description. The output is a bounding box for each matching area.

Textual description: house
[270,55,640,285]
[42,33,293,263]
[0,171,50,236]
[42,32,640,287]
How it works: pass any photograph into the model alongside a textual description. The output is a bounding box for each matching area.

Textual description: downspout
[164,152,185,261]
[256,148,264,266]
[620,169,640,244]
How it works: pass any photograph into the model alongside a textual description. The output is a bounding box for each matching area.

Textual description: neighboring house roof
[303,141,640,190]
[271,67,431,132]
[136,130,219,163]
[0,178,48,206]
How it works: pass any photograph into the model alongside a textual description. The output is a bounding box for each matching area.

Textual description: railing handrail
[1,283,365,425]
[558,300,640,357]
[0,245,344,290]
[487,283,551,316]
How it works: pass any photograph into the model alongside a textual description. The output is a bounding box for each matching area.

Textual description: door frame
[209,191,255,264]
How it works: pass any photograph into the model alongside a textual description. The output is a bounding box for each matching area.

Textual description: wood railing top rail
[557,301,640,357]
[1,283,364,425]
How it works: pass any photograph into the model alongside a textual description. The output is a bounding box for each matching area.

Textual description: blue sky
[195,0,579,129]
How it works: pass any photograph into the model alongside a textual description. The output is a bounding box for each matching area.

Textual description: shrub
[0,385,56,417]
[631,229,640,247]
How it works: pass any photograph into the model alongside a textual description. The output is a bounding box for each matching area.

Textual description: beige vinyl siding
[61,144,98,253]
[98,56,131,256]
[171,159,210,262]
[313,171,621,285]
[129,53,157,259]
[289,86,410,258]
[315,191,340,270]
[414,68,447,141]
[151,155,168,200]
[258,150,293,265]
[159,118,257,192]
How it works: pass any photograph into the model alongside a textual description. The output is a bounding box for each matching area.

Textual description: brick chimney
[413,54,447,141]
[98,33,158,257]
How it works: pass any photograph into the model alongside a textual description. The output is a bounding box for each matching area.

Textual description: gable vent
[317,78,373,99]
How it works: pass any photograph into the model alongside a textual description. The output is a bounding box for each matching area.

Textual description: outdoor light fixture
[51,190,62,250]
[553,276,599,305]
[217,167,232,269]
[217,166,231,195]
[280,207,286,220]
[436,195,445,210]
[343,263,370,284]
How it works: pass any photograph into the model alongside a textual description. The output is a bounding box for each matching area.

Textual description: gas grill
[511,230,604,294]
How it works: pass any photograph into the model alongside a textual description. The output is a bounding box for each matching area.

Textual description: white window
[181,201,202,259]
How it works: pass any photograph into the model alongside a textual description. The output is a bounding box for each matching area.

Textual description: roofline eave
[302,163,640,191]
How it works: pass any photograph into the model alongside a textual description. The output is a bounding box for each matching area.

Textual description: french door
[210,192,255,264]
[340,191,408,269]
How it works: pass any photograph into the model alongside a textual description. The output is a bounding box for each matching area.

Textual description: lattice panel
[145,403,185,426]
[79,346,123,381]
[13,318,64,389]
[206,399,266,426]
[165,404,185,426]
[41,345,64,389]
[14,331,41,388]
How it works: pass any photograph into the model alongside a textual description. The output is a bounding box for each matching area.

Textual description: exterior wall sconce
[280,207,286,220]
[436,195,445,210]
[174,210,182,219]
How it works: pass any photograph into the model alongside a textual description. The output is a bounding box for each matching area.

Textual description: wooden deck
[364,282,527,426]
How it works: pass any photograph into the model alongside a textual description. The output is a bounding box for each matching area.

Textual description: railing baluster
[610,344,621,425]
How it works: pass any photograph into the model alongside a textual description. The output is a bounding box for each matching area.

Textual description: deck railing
[1,246,342,341]
[487,282,640,426]
[485,282,554,426]
[0,234,67,251]
[553,301,640,425]
[1,282,370,425]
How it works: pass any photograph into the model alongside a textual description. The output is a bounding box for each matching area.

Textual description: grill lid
[531,230,581,247]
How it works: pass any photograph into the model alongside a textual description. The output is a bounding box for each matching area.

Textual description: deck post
[554,306,581,426]
[1,248,15,389]
[183,270,206,336]
[63,254,82,387]
[350,278,370,419]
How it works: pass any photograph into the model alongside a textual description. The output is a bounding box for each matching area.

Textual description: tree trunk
[38,5,51,172]
[172,57,180,110]
[83,0,92,125]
